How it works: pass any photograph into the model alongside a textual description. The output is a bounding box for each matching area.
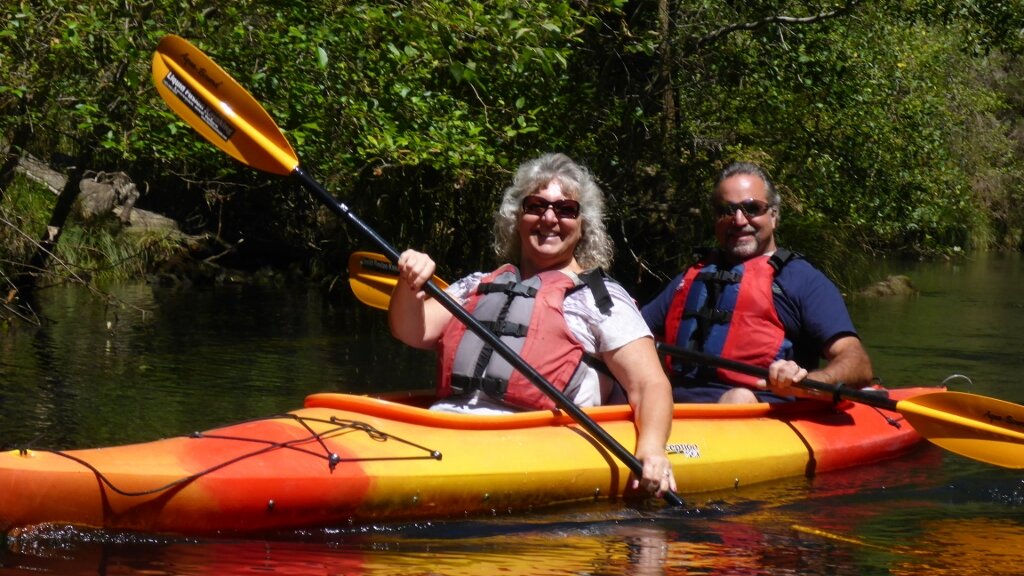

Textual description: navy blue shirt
[641,255,858,372]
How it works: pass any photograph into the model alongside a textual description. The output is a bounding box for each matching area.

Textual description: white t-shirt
[431,270,653,413]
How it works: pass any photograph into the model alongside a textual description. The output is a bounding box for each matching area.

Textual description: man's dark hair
[714,161,780,206]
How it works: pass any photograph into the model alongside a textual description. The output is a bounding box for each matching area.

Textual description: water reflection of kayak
[0,521,782,576]
[0,387,933,536]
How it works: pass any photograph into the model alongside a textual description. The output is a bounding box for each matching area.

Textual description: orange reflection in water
[889,518,1024,576]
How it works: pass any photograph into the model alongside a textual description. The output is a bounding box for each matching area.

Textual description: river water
[1,253,1022,575]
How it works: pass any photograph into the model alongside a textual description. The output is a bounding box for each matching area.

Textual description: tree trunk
[657,0,675,158]
[17,164,86,293]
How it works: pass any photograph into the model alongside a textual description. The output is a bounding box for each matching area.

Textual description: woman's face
[516,179,582,274]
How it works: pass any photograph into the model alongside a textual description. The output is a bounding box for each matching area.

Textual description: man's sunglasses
[521,196,582,220]
[713,199,774,220]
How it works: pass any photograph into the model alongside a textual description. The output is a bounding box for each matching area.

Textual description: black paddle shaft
[292,167,685,507]
[655,342,896,409]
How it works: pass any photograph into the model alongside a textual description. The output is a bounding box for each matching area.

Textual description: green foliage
[614,0,1024,288]
[711,12,986,253]
[3,0,1024,295]
[0,176,53,264]
[1,1,165,164]
[116,1,604,273]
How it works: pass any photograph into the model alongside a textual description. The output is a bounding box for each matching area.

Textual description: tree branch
[693,0,864,50]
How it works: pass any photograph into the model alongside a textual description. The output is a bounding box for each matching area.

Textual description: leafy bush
[2,0,1023,295]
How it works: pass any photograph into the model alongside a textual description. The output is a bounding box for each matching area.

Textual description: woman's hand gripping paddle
[348,251,448,311]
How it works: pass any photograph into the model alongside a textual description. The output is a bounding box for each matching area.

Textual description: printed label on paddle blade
[161,70,234,141]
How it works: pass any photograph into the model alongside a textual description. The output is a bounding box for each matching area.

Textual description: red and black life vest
[663,250,796,388]
[436,264,611,411]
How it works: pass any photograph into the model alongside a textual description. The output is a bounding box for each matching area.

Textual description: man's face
[713,173,778,263]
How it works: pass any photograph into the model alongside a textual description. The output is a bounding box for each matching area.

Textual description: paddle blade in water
[151,35,298,176]
[898,391,1024,469]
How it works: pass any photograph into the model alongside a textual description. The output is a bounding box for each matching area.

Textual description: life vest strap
[577,269,614,315]
[683,307,732,324]
[477,281,538,298]
[450,374,508,399]
[695,268,742,285]
[768,248,799,272]
[480,319,529,338]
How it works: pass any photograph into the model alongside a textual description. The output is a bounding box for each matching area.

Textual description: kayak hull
[0,388,934,536]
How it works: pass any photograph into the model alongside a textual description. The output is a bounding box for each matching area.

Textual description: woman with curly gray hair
[492,153,614,271]
[390,152,675,497]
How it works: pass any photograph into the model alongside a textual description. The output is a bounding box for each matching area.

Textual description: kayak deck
[0,388,934,536]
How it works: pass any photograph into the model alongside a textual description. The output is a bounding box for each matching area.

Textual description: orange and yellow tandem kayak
[0,388,934,536]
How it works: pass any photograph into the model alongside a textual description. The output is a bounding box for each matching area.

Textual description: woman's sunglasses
[713,199,774,220]
[521,196,581,220]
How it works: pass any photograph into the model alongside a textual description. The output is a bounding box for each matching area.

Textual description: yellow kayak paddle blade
[151,35,298,176]
[898,391,1024,469]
